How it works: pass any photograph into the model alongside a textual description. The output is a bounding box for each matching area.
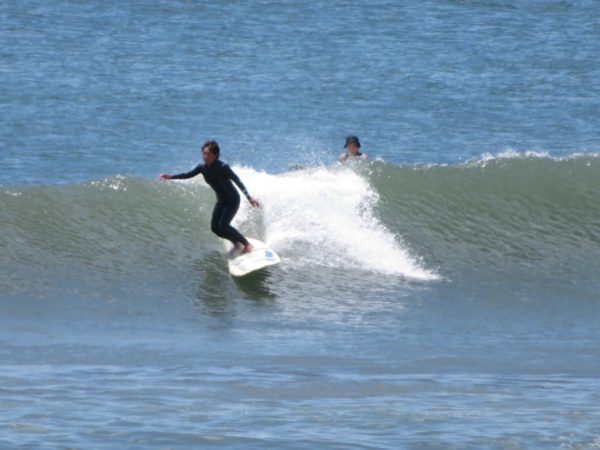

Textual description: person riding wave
[160,140,259,254]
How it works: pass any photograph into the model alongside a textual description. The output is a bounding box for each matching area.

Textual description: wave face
[369,152,600,290]
[2,153,599,296]
[1,176,220,297]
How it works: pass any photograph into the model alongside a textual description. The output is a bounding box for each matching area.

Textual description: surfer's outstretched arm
[226,165,260,207]
[160,164,203,180]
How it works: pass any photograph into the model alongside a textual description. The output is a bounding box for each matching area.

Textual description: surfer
[339,135,367,162]
[159,140,260,253]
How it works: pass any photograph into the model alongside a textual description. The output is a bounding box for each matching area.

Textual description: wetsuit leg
[210,202,228,239]
[210,198,249,246]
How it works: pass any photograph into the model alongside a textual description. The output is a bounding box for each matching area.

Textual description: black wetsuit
[171,160,251,246]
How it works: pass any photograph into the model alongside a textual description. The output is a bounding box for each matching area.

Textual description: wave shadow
[192,251,277,318]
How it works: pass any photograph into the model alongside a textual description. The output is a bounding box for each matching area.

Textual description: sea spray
[232,164,437,280]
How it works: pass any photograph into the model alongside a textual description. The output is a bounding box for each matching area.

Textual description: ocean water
[2,1,600,448]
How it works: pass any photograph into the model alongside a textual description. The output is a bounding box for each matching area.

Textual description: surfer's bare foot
[242,243,254,253]
[229,243,243,256]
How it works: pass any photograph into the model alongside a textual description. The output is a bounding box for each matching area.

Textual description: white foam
[474,148,600,164]
[232,165,438,280]
[459,148,562,169]
[478,148,551,163]
[89,175,129,191]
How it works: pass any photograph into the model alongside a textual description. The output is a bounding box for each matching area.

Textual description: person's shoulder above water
[339,135,367,162]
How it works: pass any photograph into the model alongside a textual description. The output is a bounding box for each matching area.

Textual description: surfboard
[227,238,281,277]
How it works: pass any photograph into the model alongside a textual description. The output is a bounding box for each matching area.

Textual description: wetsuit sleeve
[225,165,252,200]
[170,164,203,180]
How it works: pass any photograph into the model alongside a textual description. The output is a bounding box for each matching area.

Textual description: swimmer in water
[339,135,367,162]
[160,140,259,254]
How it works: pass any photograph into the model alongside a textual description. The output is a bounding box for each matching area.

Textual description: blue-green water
[2,1,600,448]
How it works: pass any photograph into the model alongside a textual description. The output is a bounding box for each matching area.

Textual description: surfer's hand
[249,198,260,208]
[159,173,172,180]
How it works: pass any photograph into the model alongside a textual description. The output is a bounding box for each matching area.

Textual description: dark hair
[202,140,220,159]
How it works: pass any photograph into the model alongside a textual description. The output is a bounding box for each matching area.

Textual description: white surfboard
[227,238,281,277]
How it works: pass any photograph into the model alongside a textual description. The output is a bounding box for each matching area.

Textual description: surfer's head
[202,140,220,165]
[344,135,361,156]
